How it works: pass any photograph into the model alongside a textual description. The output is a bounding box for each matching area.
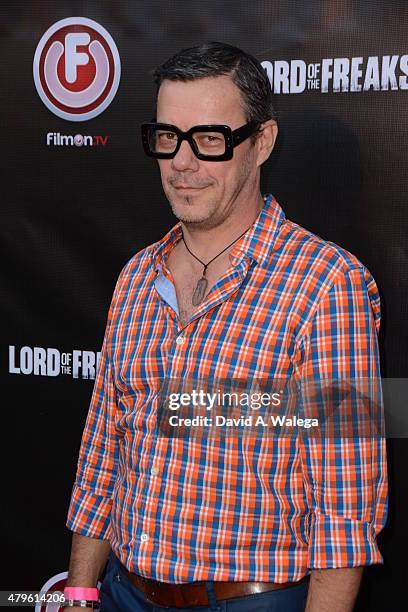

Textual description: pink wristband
[64,587,100,601]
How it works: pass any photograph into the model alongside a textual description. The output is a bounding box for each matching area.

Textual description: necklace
[181,224,253,306]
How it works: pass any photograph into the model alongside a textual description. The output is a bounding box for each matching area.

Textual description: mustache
[169,177,212,189]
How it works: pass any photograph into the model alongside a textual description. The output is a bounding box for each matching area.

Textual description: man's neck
[179,191,265,260]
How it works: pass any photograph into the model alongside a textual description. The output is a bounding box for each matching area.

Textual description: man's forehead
[156,75,245,126]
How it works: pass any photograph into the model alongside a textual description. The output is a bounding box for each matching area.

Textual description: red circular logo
[33,17,121,121]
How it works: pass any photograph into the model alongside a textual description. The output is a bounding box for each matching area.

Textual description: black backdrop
[1,2,407,610]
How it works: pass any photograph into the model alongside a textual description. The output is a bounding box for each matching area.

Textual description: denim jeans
[100,551,309,612]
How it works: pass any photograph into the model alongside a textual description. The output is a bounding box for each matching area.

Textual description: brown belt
[119,562,309,608]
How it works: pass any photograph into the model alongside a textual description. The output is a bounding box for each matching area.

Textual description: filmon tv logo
[33,17,121,121]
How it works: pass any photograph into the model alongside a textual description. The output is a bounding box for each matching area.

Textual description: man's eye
[197,135,222,145]
[158,132,176,140]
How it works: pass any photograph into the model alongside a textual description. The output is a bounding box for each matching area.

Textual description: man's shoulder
[282,218,371,284]
[110,240,162,300]
[118,242,158,278]
[277,219,381,339]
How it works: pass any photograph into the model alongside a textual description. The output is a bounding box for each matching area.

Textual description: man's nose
[171,139,199,171]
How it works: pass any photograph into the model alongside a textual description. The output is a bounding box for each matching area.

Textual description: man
[64,42,388,612]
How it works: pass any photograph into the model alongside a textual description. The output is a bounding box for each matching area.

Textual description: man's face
[156,75,260,229]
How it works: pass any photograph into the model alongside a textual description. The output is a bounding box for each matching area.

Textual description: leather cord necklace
[181,224,253,306]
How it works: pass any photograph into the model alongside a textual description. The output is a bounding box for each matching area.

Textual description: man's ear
[255,119,278,167]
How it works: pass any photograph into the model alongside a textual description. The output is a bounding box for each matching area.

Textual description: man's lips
[174,185,206,190]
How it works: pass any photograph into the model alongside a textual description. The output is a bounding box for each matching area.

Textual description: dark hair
[152,41,276,143]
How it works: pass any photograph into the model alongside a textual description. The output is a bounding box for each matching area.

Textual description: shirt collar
[149,193,286,272]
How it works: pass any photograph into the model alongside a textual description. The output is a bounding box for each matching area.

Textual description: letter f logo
[65,33,91,83]
[33,17,121,121]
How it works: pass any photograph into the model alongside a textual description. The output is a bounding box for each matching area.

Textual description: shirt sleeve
[65,271,124,540]
[295,265,388,569]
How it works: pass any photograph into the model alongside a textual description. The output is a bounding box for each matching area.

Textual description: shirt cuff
[307,512,384,569]
[66,483,112,540]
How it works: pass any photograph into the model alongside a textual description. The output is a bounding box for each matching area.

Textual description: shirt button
[176,335,185,345]
[140,533,149,542]
[151,466,159,476]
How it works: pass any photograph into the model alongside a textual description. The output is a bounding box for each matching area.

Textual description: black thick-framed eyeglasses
[140,120,261,161]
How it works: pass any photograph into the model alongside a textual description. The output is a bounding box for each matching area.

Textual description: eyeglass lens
[148,127,227,156]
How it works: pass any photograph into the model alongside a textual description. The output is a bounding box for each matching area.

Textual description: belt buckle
[142,576,180,608]
[148,579,207,609]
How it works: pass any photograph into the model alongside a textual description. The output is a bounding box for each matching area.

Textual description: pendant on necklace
[192,276,208,306]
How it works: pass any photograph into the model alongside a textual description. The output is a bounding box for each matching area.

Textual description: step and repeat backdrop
[1,1,407,610]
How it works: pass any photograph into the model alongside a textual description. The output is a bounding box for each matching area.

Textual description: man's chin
[170,199,213,224]
[171,207,209,224]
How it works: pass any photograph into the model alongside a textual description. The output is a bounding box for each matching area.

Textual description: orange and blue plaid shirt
[66,194,388,583]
